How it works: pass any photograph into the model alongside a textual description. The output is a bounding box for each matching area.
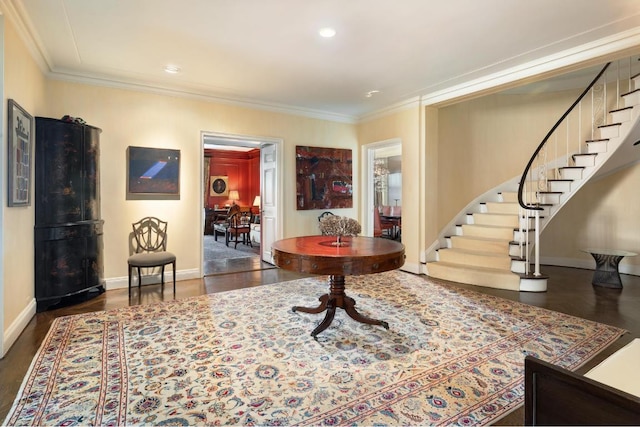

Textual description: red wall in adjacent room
[205,148,260,209]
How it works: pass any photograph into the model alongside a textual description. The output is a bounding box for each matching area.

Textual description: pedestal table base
[292,274,389,338]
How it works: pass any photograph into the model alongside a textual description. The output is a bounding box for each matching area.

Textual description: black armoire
[34,117,105,312]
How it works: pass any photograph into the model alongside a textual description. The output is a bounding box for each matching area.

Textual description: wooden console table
[272,235,405,338]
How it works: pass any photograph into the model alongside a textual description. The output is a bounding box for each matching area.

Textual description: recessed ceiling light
[366,90,380,98]
[164,65,181,74]
[319,27,336,38]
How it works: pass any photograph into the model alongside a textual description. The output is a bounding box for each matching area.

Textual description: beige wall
[41,82,358,282]
[437,90,580,230]
[541,163,640,271]
[358,106,421,269]
[437,90,640,272]
[2,17,47,345]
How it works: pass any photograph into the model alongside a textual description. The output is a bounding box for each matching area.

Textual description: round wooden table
[272,235,405,338]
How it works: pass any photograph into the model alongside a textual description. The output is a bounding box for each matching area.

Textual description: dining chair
[373,208,395,238]
[213,204,240,241]
[226,211,252,248]
[128,217,176,296]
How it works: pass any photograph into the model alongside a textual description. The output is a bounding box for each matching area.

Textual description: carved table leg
[292,274,389,337]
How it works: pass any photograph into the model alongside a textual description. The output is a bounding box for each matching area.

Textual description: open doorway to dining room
[362,139,402,239]
[201,132,283,276]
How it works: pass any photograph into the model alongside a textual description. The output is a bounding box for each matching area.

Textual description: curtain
[204,156,210,208]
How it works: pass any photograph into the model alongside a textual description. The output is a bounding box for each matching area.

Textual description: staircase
[425,58,640,292]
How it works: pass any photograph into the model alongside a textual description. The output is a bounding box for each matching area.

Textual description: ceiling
[7,0,640,121]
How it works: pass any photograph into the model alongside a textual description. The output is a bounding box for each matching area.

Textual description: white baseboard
[540,256,640,276]
[2,298,36,358]
[400,261,422,275]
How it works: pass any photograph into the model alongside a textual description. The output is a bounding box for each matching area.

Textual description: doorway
[200,132,283,276]
[362,139,402,237]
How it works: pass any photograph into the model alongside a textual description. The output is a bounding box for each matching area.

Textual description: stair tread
[598,122,622,128]
[621,88,640,96]
[461,223,514,229]
[451,235,511,243]
[610,106,633,113]
[439,247,511,259]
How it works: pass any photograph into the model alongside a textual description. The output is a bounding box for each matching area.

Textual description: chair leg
[161,265,166,292]
[128,264,132,297]
[172,261,176,295]
[137,267,142,291]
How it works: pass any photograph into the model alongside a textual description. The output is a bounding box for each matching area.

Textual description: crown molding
[46,71,359,124]
[419,26,640,107]
[357,97,421,124]
[0,0,51,73]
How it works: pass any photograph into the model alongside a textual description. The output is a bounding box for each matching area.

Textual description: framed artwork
[210,175,229,197]
[7,99,34,207]
[126,146,180,200]
[295,146,353,210]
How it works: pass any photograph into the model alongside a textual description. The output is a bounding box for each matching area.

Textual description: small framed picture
[126,146,181,200]
[7,99,34,207]
[210,175,229,197]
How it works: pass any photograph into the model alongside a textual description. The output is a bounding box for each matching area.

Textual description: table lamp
[253,195,261,214]
[228,190,239,205]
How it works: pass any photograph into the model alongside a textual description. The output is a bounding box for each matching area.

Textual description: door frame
[361,138,402,236]
[200,131,283,275]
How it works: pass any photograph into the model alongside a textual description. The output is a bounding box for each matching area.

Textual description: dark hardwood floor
[1,264,639,425]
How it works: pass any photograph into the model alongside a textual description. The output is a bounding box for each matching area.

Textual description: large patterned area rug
[4,271,625,426]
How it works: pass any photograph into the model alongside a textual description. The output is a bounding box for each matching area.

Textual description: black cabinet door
[35,119,84,224]
[34,222,104,310]
[83,126,101,221]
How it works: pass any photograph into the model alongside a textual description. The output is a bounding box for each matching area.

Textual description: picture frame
[126,146,180,200]
[210,175,229,197]
[7,99,34,207]
[295,145,353,210]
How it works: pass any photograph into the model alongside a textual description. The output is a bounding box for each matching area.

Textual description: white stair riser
[573,155,596,167]
[587,140,608,153]
[610,109,631,123]
[623,90,640,107]
[511,259,526,274]
[513,229,534,241]
[558,168,583,180]
[536,192,561,204]
[599,125,620,139]
[547,180,572,192]
[509,243,523,257]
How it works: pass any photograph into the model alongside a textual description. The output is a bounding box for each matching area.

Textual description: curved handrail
[517,62,611,210]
